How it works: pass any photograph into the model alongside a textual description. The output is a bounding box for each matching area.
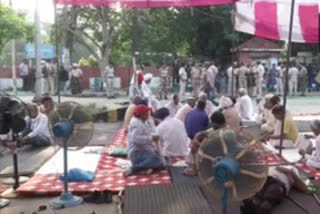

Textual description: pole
[231,5,236,97]
[279,0,296,156]
[34,0,42,97]
[53,0,61,103]
[9,0,17,95]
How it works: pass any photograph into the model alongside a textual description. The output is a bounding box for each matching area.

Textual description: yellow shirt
[284,116,299,142]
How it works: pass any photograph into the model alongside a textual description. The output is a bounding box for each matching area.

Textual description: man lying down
[241,166,307,214]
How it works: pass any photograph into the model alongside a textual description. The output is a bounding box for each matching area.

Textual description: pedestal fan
[0,93,29,189]
[49,101,94,208]
[197,129,269,214]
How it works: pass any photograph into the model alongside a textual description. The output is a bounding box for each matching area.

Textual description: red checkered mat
[17,130,171,196]
[295,162,320,181]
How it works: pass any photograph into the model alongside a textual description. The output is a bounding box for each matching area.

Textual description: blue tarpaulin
[24,43,55,59]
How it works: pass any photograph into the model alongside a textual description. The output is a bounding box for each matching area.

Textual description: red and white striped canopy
[235,0,319,43]
[56,0,237,8]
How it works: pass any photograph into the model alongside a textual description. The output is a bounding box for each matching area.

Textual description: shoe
[83,191,105,204]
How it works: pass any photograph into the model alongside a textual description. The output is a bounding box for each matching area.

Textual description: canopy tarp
[56,0,237,8]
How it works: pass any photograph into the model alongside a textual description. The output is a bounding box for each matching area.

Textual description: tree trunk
[99,47,110,91]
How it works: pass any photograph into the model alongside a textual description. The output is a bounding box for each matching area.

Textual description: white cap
[144,73,153,81]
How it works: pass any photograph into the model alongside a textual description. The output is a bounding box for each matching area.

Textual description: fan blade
[198,149,218,163]
[240,169,267,178]
[204,176,215,185]
[235,140,257,160]
[219,130,228,155]
[231,183,240,201]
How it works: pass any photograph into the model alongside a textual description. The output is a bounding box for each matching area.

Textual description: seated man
[125,105,165,176]
[175,97,196,124]
[263,105,298,148]
[199,92,216,118]
[237,88,253,121]
[21,104,52,147]
[241,166,307,214]
[123,96,142,133]
[300,119,320,169]
[185,100,209,140]
[40,96,54,116]
[165,94,182,118]
[261,95,280,134]
[154,107,189,157]
[184,111,227,176]
[219,96,241,134]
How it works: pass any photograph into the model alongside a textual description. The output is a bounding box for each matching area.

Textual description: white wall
[0,78,23,90]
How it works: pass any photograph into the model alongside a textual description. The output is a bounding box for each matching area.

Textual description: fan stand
[1,134,29,189]
[50,138,83,209]
[214,157,240,214]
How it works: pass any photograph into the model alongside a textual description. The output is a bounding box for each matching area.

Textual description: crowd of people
[123,87,320,213]
[176,60,315,100]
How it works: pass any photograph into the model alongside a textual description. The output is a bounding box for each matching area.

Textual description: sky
[2,0,55,24]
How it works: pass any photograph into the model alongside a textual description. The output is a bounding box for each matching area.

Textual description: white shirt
[105,66,115,78]
[306,135,320,169]
[276,66,283,79]
[166,102,182,118]
[156,117,190,157]
[179,67,187,81]
[289,67,299,80]
[127,117,156,158]
[269,166,300,194]
[25,113,51,139]
[238,95,253,120]
[205,100,217,118]
[141,81,153,98]
[207,65,218,87]
[227,67,238,79]
[71,68,83,78]
[175,104,194,124]
[257,64,265,79]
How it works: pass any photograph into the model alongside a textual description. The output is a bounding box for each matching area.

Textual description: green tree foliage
[0,4,33,55]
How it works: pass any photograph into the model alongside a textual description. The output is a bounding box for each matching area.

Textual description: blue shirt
[185,109,209,140]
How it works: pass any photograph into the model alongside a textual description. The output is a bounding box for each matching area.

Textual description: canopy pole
[231,5,236,97]
[279,0,296,156]
[53,0,61,103]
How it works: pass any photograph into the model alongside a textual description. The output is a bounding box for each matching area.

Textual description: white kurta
[205,100,217,118]
[238,95,253,120]
[306,135,320,169]
[175,104,194,124]
[156,117,190,157]
[166,102,182,118]
[25,113,51,139]
[141,81,153,98]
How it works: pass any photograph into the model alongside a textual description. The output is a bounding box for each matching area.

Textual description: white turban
[144,73,153,81]
[219,96,233,109]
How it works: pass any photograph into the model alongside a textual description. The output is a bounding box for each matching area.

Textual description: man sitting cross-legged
[20,104,52,147]
[125,105,165,176]
[262,105,299,149]
[184,111,228,176]
[153,107,189,158]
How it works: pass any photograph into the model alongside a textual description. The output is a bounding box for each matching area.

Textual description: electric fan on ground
[197,128,268,214]
[49,101,94,208]
[0,93,29,189]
